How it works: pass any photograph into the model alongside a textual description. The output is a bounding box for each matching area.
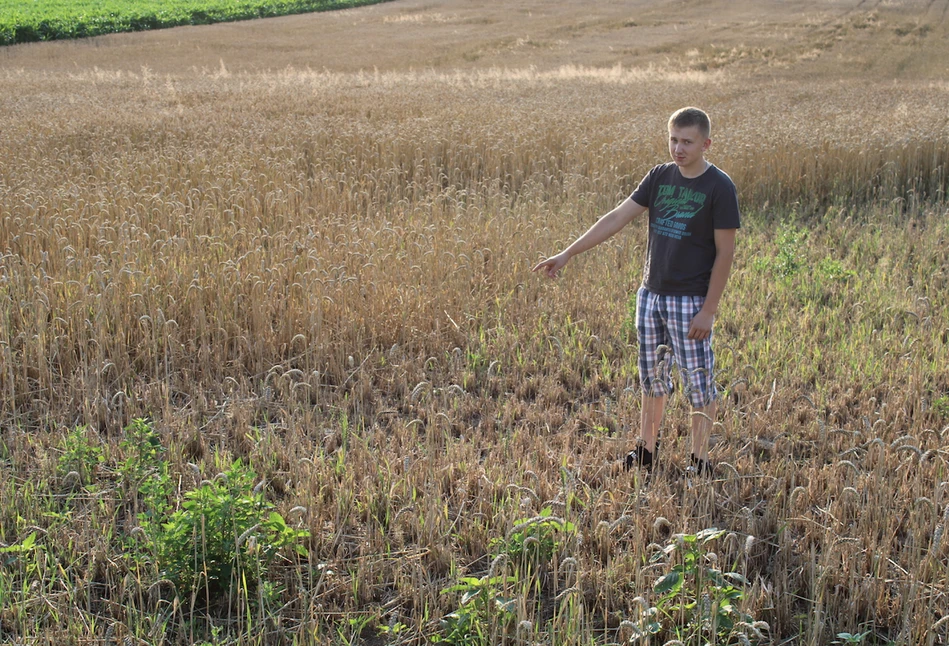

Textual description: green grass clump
[0,0,395,45]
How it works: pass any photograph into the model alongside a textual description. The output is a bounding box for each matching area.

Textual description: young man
[532,107,739,475]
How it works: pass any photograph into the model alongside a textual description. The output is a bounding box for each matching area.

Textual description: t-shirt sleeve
[630,166,657,208]
[713,175,741,229]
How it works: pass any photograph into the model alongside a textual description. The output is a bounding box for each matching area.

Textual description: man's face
[668,125,710,172]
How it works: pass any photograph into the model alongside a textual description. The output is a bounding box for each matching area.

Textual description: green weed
[754,221,808,280]
[56,425,102,486]
[753,221,855,302]
[628,528,768,644]
[149,459,309,602]
[439,572,518,646]
[490,507,574,572]
[931,395,949,419]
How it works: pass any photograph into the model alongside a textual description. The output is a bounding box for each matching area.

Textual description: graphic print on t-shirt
[653,184,708,240]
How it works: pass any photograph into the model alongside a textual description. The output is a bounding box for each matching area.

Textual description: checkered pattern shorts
[635,286,717,408]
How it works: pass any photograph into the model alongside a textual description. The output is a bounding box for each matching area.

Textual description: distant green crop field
[0,0,394,45]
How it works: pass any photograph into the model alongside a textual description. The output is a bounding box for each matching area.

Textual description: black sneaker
[687,454,713,477]
[625,440,659,472]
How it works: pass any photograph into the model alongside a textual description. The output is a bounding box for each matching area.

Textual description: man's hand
[530,199,646,280]
[532,252,570,279]
[688,309,715,340]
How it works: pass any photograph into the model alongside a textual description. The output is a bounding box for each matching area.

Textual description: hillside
[2,0,948,79]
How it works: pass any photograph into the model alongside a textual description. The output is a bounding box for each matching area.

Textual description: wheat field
[2,0,949,644]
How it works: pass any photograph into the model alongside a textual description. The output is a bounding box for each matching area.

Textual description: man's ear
[703,138,712,151]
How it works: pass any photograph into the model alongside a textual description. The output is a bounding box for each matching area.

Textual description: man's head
[668,107,711,140]
[667,107,712,175]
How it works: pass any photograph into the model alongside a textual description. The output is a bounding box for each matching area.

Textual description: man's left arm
[687,228,737,340]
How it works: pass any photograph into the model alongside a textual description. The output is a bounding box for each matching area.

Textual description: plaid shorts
[635,286,717,408]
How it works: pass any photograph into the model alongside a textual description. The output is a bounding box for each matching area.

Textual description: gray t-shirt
[630,162,741,296]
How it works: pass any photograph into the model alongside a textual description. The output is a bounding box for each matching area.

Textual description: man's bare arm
[532,197,647,278]
[687,227,737,340]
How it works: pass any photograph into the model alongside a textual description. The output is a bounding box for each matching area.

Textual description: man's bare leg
[640,393,666,453]
[626,393,666,471]
[690,402,716,462]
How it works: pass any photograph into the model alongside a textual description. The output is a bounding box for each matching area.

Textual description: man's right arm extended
[532,197,647,279]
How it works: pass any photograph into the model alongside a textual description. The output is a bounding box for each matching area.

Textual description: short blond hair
[668,107,711,139]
